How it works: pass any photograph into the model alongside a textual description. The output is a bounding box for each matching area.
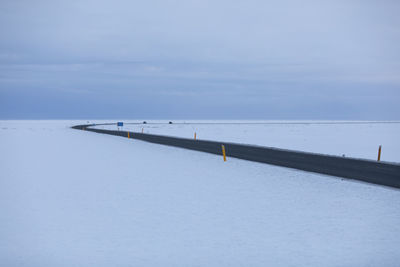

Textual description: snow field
[1,121,400,266]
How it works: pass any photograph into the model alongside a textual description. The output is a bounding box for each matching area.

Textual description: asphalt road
[72,123,400,189]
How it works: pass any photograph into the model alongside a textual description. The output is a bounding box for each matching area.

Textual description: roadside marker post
[194,132,197,140]
[142,128,144,133]
[378,145,382,161]
[127,132,130,138]
[221,145,227,162]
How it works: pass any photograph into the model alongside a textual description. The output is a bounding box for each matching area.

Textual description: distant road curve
[72,123,400,189]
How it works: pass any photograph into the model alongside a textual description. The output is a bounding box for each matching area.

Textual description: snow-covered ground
[1,120,400,267]
[93,120,400,163]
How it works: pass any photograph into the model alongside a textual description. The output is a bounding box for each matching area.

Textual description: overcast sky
[0,0,399,119]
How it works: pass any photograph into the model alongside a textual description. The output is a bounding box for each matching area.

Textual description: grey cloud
[0,0,399,119]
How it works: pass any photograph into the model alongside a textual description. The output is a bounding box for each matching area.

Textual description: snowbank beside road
[1,121,400,266]
[93,120,400,163]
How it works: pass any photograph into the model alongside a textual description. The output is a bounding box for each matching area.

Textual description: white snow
[1,120,400,266]
[93,120,400,163]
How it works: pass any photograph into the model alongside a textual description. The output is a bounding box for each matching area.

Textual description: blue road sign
[117,122,123,127]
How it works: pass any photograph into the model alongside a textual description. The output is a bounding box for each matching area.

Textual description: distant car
[169,121,173,124]
[143,121,147,124]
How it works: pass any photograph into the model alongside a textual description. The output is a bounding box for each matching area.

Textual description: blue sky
[0,0,399,119]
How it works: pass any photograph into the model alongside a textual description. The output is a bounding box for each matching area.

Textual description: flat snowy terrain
[1,120,400,266]
[93,120,400,163]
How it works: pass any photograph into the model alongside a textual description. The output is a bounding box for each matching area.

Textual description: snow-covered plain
[1,120,400,266]
[93,120,400,163]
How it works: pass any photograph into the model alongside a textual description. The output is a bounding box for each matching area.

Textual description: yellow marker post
[194,132,197,140]
[221,145,227,162]
[127,132,130,138]
[378,145,382,161]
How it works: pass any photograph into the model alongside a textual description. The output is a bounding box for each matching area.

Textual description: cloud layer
[1,0,399,119]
